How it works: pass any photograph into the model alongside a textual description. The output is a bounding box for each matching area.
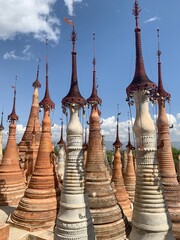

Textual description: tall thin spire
[126,0,156,95]
[57,119,65,146]
[156,29,171,100]
[87,33,102,105]
[0,111,4,131]
[62,13,86,108]
[39,39,55,110]
[8,76,19,122]
[113,106,122,148]
[126,121,135,150]
[33,59,41,88]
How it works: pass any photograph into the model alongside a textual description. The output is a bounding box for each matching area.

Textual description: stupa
[0,85,25,206]
[111,112,132,220]
[126,1,174,239]
[18,63,41,165]
[155,29,180,239]
[10,43,61,231]
[122,150,128,176]
[57,119,66,182]
[0,112,4,164]
[54,24,95,239]
[83,126,88,166]
[124,124,136,203]
[85,33,131,239]
[102,135,112,178]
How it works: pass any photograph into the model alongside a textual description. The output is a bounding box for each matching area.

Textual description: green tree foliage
[172,147,180,165]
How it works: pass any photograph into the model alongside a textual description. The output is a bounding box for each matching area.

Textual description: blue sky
[0,0,180,145]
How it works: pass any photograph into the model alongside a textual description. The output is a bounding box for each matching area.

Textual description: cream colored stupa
[54,26,95,240]
[126,1,175,239]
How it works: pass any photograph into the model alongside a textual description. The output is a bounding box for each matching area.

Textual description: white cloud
[64,0,83,16]
[3,45,33,61]
[145,16,160,23]
[0,0,60,42]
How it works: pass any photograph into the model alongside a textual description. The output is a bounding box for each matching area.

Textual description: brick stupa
[122,150,128,177]
[155,29,180,239]
[10,45,61,231]
[0,86,25,206]
[54,26,95,240]
[18,63,41,164]
[126,1,174,239]
[85,33,131,239]
[0,112,4,164]
[124,125,136,203]
[111,112,132,220]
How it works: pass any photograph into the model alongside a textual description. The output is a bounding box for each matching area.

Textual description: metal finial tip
[133,0,141,17]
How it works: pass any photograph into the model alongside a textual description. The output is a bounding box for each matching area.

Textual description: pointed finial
[133,0,141,28]
[87,33,102,106]
[39,40,55,110]
[0,111,4,130]
[33,58,41,88]
[113,105,122,148]
[8,75,19,122]
[57,118,65,146]
[157,28,161,63]
[126,114,135,150]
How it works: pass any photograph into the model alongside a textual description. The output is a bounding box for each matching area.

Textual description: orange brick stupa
[18,63,41,164]
[85,33,131,239]
[10,45,61,231]
[155,29,180,239]
[111,112,132,220]
[0,85,25,206]
[124,124,136,203]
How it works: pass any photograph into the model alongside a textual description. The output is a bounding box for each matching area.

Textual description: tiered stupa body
[85,34,131,239]
[0,88,25,206]
[0,112,4,164]
[126,1,174,239]
[155,29,180,239]
[111,115,132,220]
[177,155,180,184]
[18,65,41,165]
[124,126,136,203]
[54,27,95,240]
[57,120,66,182]
[102,135,112,178]
[10,54,61,231]
[122,150,128,177]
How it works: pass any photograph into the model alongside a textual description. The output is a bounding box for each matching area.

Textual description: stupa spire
[157,29,171,100]
[62,15,86,108]
[39,39,55,110]
[0,111,4,131]
[156,29,180,239]
[8,76,18,122]
[113,108,122,148]
[55,4,95,238]
[87,33,102,105]
[126,0,156,95]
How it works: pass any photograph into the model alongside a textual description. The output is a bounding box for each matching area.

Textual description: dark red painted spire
[39,40,55,110]
[126,0,156,95]
[57,119,65,146]
[87,33,102,106]
[113,109,122,148]
[62,25,86,107]
[8,78,19,122]
[0,111,4,131]
[126,123,135,150]
[156,29,171,100]
[32,59,41,88]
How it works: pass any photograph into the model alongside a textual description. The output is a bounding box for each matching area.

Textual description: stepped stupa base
[129,226,175,240]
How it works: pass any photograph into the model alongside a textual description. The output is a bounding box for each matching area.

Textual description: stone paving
[0,206,54,240]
